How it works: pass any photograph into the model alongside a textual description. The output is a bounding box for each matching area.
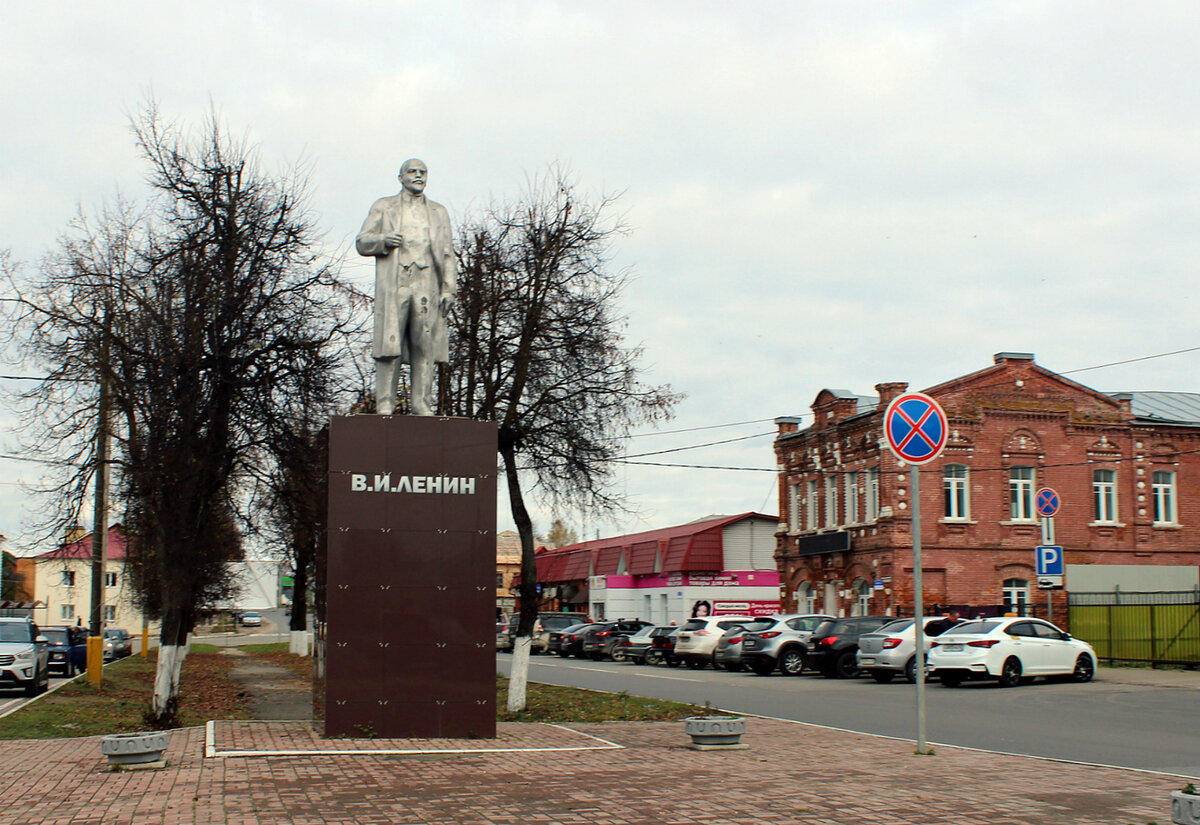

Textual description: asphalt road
[497,653,1200,775]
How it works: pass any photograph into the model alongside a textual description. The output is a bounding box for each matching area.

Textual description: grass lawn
[0,647,703,739]
[0,649,249,740]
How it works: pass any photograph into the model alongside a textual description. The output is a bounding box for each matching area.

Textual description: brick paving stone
[0,718,1185,824]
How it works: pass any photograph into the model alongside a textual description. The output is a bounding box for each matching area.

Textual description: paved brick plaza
[0,715,1183,824]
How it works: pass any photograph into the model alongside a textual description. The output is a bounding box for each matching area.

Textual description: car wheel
[904,657,919,684]
[67,660,77,677]
[834,650,860,679]
[939,671,963,687]
[611,648,628,663]
[870,670,896,683]
[646,651,663,666]
[723,661,743,673]
[998,657,1022,688]
[751,661,775,676]
[1072,654,1095,683]
[778,649,806,677]
[684,657,706,670]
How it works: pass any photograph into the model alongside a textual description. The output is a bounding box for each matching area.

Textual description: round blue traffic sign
[883,392,948,465]
[1035,487,1060,517]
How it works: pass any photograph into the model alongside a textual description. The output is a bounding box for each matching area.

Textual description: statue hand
[383,232,404,249]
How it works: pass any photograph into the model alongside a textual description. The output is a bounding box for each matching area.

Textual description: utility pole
[88,310,111,684]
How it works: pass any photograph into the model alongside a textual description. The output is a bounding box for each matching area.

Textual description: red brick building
[774,353,1200,620]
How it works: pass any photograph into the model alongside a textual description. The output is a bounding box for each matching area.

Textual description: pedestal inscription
[323,415,497,739]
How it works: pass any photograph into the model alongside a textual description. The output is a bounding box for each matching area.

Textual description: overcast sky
[2,2,1199,553]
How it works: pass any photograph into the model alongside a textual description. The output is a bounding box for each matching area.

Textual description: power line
[623,431,774,459]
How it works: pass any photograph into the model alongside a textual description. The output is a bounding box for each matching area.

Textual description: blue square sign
[1035,545,1064,576]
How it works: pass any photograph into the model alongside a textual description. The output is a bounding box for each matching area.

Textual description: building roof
[495,530,522,564]
[36,525,128,561]
[533,512,775,582]
[1114,391,1200,427]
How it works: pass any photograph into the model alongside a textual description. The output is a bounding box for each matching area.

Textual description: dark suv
[581,619,653,660]
[42,626,89,676]
[807,616,891,678]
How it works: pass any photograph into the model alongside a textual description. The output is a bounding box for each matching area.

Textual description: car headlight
[14,648,34,662]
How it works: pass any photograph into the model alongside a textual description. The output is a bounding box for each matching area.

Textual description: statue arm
[355,200,392,257]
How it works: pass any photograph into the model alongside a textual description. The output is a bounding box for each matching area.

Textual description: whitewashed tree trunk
[151,643,187,718]
[289,629,309,656]
[507,635,532,712]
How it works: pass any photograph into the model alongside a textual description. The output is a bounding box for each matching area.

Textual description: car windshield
[43,629,69,644]
[680,620,708,632]
[947,620,1002,634]
[0,624,32,643]
[876,619,913,634]
[104,630,126,639]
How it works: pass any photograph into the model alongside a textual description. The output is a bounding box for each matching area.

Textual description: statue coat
[355,193,457,362]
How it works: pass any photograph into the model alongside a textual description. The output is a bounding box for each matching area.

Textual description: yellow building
[495,530,521,620]
[29,525,154,634]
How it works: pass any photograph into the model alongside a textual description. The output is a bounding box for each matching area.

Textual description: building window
[1093,469,1117,523]
[104,571,118,587]
[496,573,504,588]
[1009,466,1035,520]
[61,604,75,621]
[866,467,880,520]
[943,464,969,520]
[103,605,116,622]
[853,579,871,617]
[1002,578,1030,616]
[806,480,818,529]
[1153,470,1177,524]
[824,477,838,528]
[62,570,76,587]
[789,482,803,532]
[797,582,816,614]
[844,472,859,524]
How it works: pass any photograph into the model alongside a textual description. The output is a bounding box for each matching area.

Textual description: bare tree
[445,170,681,711]
[6,103,356,725]
[540,518,578,549]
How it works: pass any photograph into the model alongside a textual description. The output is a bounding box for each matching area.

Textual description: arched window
[1002,578,1030,616]
[852,579,871,616]
[943,464,969,520]
[796,582,816,614]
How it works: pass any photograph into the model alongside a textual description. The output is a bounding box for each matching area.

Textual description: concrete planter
[684,716,747,750]
[1173,790,1200,825]
[101,731,170,769]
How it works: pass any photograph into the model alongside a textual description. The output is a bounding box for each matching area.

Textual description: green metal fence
[1068,590,1200,666]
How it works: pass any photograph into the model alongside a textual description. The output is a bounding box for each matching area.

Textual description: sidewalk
[0,714,1187,824]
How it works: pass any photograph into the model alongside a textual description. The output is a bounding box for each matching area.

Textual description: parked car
[42,626,89,676]
[532,612,590,653]
[741,613,834,676]
[103,627,133,660]
[0,617,50,696]
[857,616,954,683]
[713,618,778,672]
[673,616,757,669]
[807,616,892,678]
[496,621,513,651]
[239,612,263,628]
[927,616,1097,687]
[611,624,657,663]
[581,619,653,660]
[646,626,680,666]
[554,623,602,658]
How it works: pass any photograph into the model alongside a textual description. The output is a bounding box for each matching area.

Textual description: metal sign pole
[1041,517,1053,623]
[911,466,927,753]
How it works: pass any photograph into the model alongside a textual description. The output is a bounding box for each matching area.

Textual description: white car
[239,612,262,627]
[673,616,756,669]
[927,616,1097,687]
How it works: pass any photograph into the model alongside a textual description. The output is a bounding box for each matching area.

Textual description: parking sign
[1035,545,1064,576]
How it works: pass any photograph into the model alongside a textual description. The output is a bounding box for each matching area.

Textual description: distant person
[928,610,962,636]
[691,600,712,618]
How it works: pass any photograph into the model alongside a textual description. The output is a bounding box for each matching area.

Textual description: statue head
[399,159,428,195]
